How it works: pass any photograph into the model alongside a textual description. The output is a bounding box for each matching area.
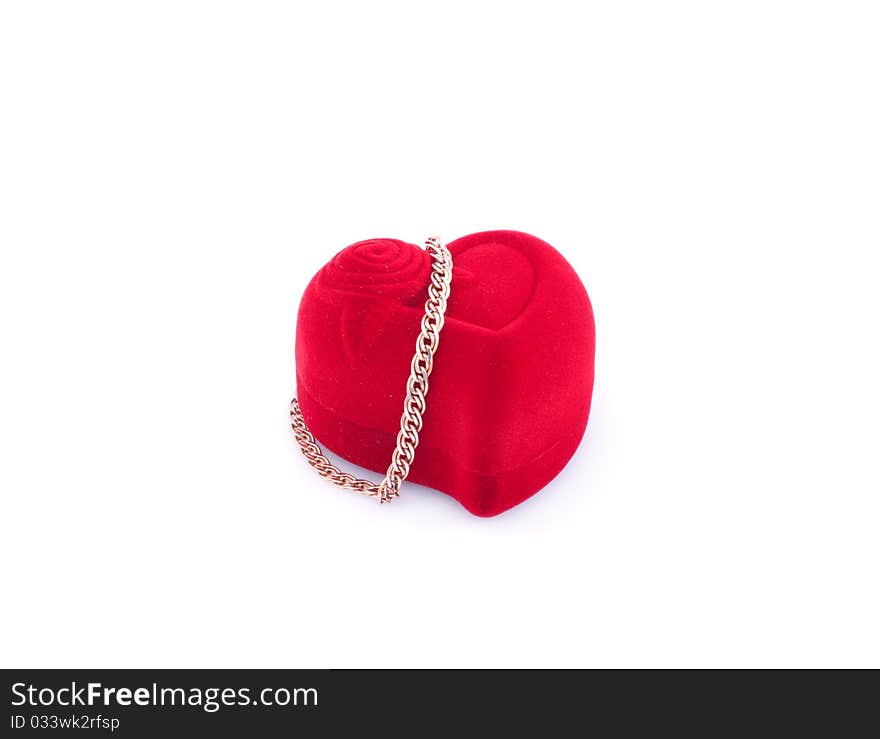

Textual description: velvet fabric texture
[295,230,595,516]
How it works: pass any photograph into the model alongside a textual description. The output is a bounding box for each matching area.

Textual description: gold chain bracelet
[290,236,453,503]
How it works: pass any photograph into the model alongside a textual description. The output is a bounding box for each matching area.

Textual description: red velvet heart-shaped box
[295,230,595,516]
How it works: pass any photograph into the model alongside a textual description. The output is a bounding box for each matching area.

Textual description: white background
[1,1,878,668]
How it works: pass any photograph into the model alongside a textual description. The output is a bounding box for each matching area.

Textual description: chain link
[290,237,453,503]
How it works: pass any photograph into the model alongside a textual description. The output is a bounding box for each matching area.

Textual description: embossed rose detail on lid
[318,239,431,361]
[321,239,430,303]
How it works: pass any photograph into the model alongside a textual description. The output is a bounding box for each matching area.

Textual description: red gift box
[295,230,595,516]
